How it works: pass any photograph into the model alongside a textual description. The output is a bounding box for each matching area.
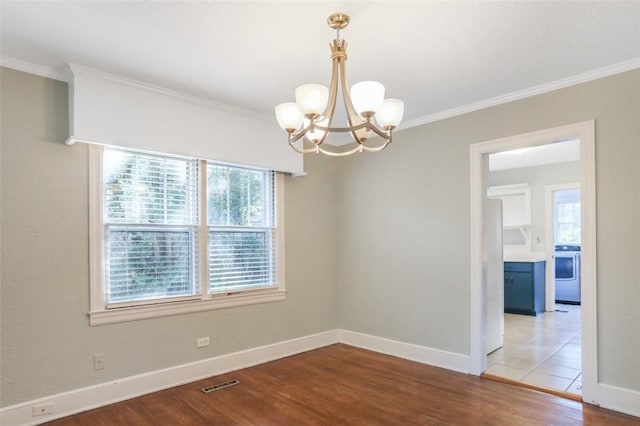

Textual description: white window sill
[89,289,287,326]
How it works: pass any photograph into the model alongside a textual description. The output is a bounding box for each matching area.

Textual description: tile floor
[486,303,582,395]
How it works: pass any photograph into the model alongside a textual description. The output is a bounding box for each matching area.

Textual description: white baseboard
[338,329,470,374]
[596,383,640,418]
[4,329,637,425]
[0,329,470,425]
[0,330,340,426]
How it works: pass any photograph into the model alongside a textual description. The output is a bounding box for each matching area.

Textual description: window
[89,145,285,325]
[103,149,200,305]
[554,189,581,245]
[206,164,276,293]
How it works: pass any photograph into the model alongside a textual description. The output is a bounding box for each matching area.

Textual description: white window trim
[88,144,286,326]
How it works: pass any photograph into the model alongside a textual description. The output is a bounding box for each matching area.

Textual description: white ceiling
[489,139,580,171]
[1,1,639,132]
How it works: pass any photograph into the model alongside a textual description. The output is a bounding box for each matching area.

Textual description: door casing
[469,121,597,404]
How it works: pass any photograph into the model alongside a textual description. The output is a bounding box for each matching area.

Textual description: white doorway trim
[469,120,598,404]
[544,182,580,312]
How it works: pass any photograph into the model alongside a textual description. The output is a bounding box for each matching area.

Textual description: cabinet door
[504,275,517,309]
[510,272,534,311]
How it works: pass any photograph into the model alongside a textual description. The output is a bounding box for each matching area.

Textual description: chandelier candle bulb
[275,13,404,156]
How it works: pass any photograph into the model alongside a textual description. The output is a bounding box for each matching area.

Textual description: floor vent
[201,379,240,394]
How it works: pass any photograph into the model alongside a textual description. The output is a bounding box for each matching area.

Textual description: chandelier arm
[289,140,322,155]
[338,53,368,143]
[313,121,391,141]
[367,124,392,141]
[313,39,344,147]
[338,55,360,123]
[288,120,381,145]
[359,140,391,153]
[287,110,391,145]
[317,144,368,157]
[311,53,340,146]
[292,120,390,137]
[314,121,367,133]
[289,139,363,157]
[321,41,341,128]
[289,129,391,156]
[288,124,314,144]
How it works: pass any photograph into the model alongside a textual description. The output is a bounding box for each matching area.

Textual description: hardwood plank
[45,344,639,425]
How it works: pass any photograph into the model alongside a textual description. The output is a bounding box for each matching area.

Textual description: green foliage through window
[108,229,195,302]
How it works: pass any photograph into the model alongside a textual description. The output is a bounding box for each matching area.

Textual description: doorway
[469,121,598,404]
[484,152,583,396]
[546,183,581,309]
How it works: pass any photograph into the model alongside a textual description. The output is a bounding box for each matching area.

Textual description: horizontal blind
[103,147,200,305]
[104,148,199,225]
[208,229,276,291]
[206,164,276,293]
[107,228,198,303]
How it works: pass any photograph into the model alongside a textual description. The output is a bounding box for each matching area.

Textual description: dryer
[555,245,581,304]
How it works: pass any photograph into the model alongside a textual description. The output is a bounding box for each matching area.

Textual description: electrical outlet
[93,353,105,370]
[196,337,210,348]
[32,403,54,417]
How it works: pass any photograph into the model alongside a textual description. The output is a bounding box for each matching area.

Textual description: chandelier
[275,13,405,157]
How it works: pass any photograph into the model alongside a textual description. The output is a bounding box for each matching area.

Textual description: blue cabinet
[504,261,545,315]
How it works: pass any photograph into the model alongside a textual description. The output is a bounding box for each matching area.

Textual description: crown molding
[399,57,640,132]
[0,56,68,81]
[3,55,639,131]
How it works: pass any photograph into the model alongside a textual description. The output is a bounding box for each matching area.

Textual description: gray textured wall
[336,70,640,391]
[0,68,338,406]
[2,66,639,407]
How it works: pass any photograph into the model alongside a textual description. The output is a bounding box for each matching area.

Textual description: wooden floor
[46,344,639,425]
